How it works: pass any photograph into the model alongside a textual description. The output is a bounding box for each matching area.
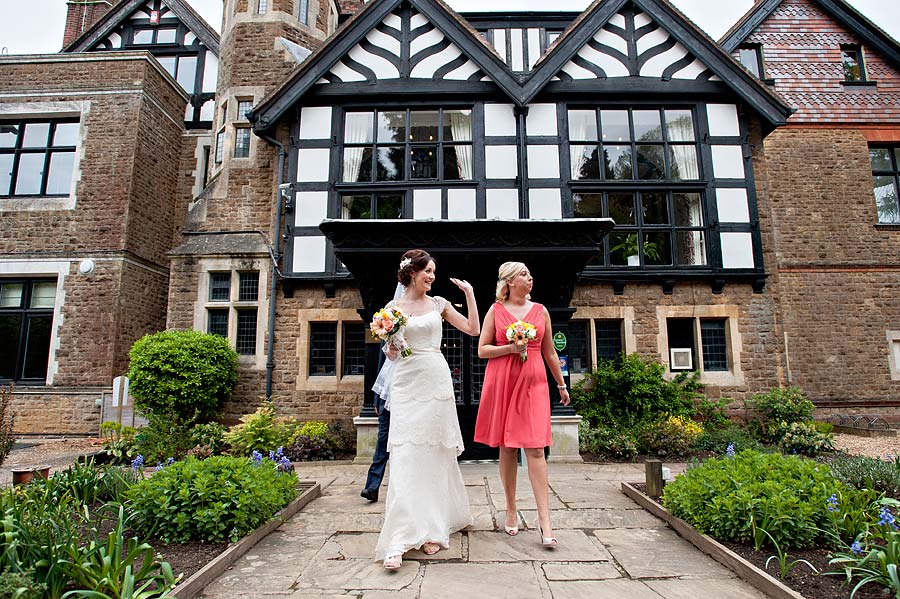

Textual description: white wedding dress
[374,296,473,560]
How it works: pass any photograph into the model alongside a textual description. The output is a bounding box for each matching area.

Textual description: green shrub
[189,422,228,456]
[133,415,194,463]
[572,353,702,427]
[127,330,238,424]
[0,386,16,468]
[692,424,765,454]
[748,387,814,438]
[693,396,733,430]
[636,415,703,457]
[285,421,333,461]
[48,458,140,505]
[815,421,834,434]
[830,454,900,499]
[224,404,295,456]
[0,571,46,599]
[99,421,137,464]
[128,455,298,543]
[663,450,846,550]
[578,421,638,460]
[774,421,834,456]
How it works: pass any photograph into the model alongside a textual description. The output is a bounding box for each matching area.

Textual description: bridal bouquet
[506,320,537,362]
[370,307,412,357]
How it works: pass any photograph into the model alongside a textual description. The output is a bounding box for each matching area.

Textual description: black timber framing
[720,0,900,69]
[520,0,793,127]
[251,0,523,134]
[64,0,220,55]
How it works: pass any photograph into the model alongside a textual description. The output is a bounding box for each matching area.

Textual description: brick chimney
[62,0,115,49]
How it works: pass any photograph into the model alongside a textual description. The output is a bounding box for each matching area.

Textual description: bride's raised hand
[449,277,474,295]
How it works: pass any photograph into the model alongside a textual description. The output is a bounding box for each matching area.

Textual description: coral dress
[474,302,552,449]
[374,296,472,560]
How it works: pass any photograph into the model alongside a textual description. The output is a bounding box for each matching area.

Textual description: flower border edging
[620,481,805,599]
[170,479,321,599]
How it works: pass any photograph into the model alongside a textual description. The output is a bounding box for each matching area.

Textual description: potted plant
[610,233,661,266]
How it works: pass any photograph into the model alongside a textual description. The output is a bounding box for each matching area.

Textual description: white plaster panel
[707,104,741,136]
[413,189,442,219]
[484,104,516,136]
[492,28,506,58]
[720,232,755,269]
[672,58,708,80]
[329,60,367,82]
[639,42,689,77]
[409,12,428,29]
[485,145,519,179]
[383,13,402,31]
[444,59,481,80]
[447,189,476,220]
[295,192,328,226]
[411,45,463,79]
[525,104,557,136]
[610,13,626,28]
[636,27,669,54]
[348,45,400,79]
[634,11,652,28]
[410,27,444,56]
[715,188,750,223]
[527,28,541,69]
[296,148,330,182]
[366,28,401,57]
[711,145,745,179]
[594,28,628,54]
[527,145,560,179]
[576,43,629,77]
[528,188,562,219]
[561,60,597,80]
[292,236,327,272]
[486,189,519,219]
[511,28,524,71]
[298,106,332,140]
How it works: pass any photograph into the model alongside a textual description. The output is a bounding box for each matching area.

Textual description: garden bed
[624,482,887,599]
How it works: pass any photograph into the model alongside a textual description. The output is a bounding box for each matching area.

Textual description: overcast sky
[0,0,897,54]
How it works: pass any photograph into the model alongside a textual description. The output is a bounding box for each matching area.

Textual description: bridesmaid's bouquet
[370,307,412,357]
[506,320,537,362]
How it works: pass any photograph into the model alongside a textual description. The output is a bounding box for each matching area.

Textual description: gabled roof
[64,0,220,55]
[251,0,520,134]
[523,0,792,124]
[720,0,900,69]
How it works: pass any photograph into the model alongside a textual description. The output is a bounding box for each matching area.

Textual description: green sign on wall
[553,332,567,351]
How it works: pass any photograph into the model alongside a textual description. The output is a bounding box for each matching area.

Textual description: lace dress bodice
[388,295,446,353]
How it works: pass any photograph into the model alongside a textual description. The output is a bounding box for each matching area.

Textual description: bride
[374,249,480,570]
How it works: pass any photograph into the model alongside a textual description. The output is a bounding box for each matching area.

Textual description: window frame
[0,118,79,198]
[869,145,900,224]
[737,44,764,79]
[841,44,867,82]
[0,278,57,384]
[204,270,261,357]
[233,126,251,159]
[665,316,733,375]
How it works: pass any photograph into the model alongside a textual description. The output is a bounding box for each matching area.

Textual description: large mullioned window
[341,109,473,184]
[0,120,78,197]
[568,107,706,268]
[870,146,900,224]
[0,279,56,383]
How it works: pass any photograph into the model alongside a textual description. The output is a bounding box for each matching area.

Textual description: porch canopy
[319,218,614,418]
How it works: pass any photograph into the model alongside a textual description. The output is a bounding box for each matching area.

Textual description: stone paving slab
[197,462,777,599]
[644,577,771,599]
[596,527,734,579]
[467,529,611,562]
[419,562,544,599]
[547,578,664,599]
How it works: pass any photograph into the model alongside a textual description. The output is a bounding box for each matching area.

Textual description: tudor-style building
[2,0,899,454]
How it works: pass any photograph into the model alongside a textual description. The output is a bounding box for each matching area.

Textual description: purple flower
[878,507,898,530]
[277,455,292,472]
[826,493,839,512]
[726,443,735,458]
[851,541,864,556]
[131,455,144,470]
[166,457,175,466]
[251,450,264,466]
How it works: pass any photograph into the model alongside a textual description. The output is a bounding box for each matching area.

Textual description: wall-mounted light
[78,259,95,274]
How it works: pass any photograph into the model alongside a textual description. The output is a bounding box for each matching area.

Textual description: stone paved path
[199,462,768,599]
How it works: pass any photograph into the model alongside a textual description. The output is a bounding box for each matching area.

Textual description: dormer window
[737,45,763,79]
[841,45,866,82]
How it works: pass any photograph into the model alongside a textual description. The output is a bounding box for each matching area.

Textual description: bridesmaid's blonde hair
[496,261,528,302]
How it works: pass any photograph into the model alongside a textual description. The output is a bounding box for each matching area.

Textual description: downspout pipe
[258,133,287,402]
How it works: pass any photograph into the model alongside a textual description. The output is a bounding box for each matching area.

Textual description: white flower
[399,257,412,269]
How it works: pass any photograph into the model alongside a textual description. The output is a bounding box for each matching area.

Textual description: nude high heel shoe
[538,525,558,547]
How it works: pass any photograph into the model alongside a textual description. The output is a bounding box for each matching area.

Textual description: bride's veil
[371,282,405,411]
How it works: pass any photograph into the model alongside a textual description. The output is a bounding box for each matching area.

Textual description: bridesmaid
[474,261,570,546]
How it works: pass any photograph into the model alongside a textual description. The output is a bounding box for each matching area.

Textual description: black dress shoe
[361,489,378,502]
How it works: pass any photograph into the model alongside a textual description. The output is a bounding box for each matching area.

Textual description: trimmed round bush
[128,455,298,543]
[128,330,238,423]
[663,450,847,549]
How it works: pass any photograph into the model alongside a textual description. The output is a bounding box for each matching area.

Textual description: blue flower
[251,450,264,466]
[268,450,275,461]
[167,457,175,466]
[277,455,292,472]
[725,443,735,458]
[156,461,163,470]
[850,541,864,556]
[879,507,899,529]
[826,493,839,512]
[131,454,144,470]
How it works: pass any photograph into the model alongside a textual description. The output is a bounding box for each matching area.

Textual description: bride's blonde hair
[495,261,528,302]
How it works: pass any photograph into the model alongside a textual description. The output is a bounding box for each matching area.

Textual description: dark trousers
[363,395,390,494]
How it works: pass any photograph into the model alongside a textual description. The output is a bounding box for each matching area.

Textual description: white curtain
[447,111,472,180]
[342,115,371,182]
[666,112,699,180]
[568,110,594,179]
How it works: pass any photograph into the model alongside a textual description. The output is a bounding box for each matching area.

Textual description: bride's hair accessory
[399,257,412,270]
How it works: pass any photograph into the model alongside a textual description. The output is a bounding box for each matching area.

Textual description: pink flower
[383,319,394,333]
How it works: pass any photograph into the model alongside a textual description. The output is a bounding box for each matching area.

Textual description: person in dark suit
[361,389,390,502]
